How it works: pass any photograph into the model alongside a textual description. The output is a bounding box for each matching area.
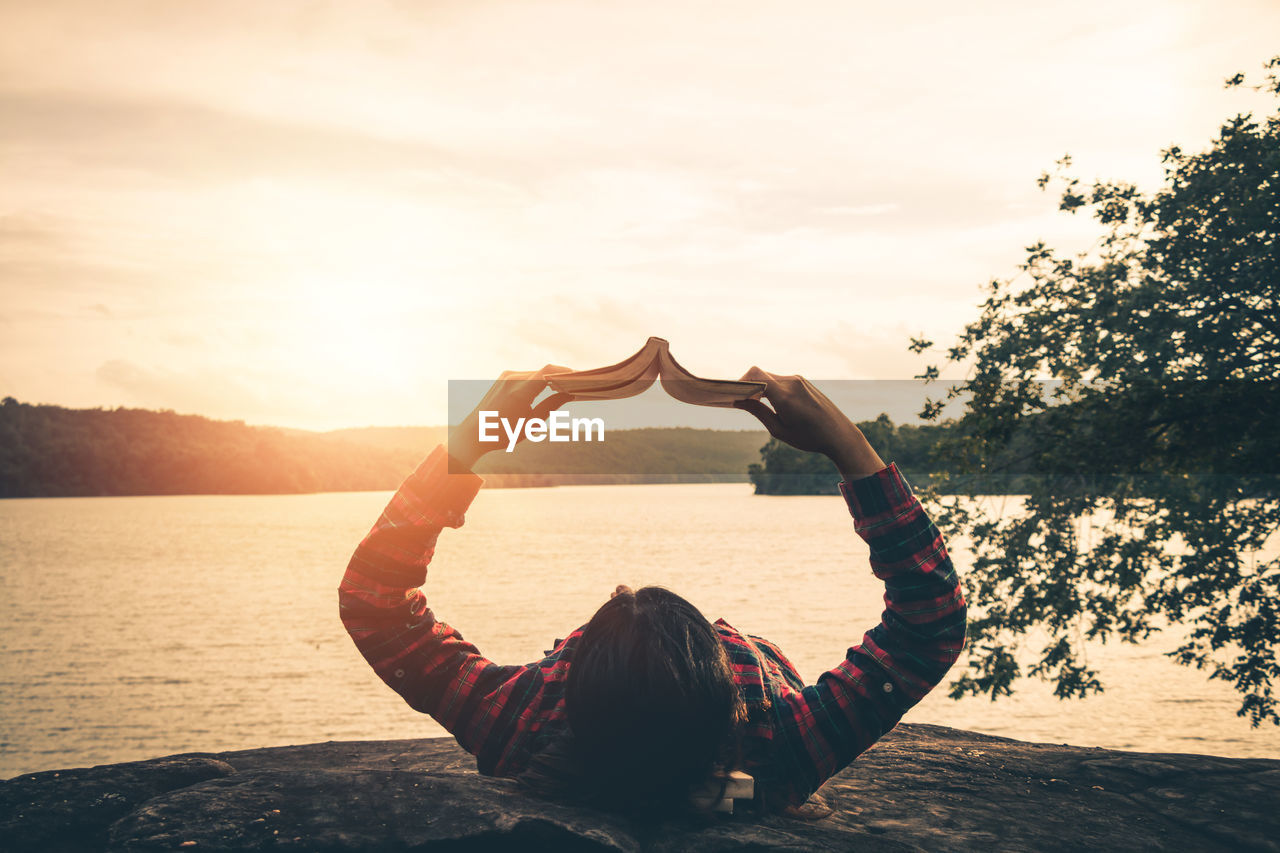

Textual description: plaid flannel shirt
[339,445,966,807]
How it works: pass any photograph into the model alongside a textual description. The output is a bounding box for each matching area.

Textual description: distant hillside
[321,424,769,484]
[323,426,449,451]
[0,399,768,498]
[471,427,765,480]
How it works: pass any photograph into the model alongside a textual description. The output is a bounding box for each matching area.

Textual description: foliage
[0,400,770,496]
[909,59,1280,725]
[748,414,950,494]
[0,397,422,497]
[748,437,843,495]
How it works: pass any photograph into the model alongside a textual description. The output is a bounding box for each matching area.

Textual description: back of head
[563,586,742,813]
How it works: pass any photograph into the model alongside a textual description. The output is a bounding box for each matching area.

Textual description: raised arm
[735,369,967,805]
[338,367,574,766]
[338,446,500,731]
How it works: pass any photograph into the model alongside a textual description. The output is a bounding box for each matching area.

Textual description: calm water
[2,483,1277,779]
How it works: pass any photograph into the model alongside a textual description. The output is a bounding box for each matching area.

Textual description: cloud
[820,323,938,380]
[95,359,271,415]
[90,355,450,429]
[490,291,671,370]
[0,213,69,250]
[822,204,902,217]
[0,91,518,188]
[3,0,1277,430]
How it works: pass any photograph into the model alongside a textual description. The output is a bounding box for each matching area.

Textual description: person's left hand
[447,366,576,470]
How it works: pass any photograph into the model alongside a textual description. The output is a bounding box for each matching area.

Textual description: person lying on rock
[338,366,967,815]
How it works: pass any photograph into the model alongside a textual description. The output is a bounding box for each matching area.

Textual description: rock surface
[3,724,1277,851]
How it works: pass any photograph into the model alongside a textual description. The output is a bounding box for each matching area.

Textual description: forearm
[780,464,966,805]
[338,446,491,717]
[842,465,967,696]
[446,423,488,471]
[338,446,481,609]
[828,426,887,482]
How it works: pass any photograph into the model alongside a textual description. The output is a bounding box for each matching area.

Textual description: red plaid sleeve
[338,446,523,754]
[771,462,967,806]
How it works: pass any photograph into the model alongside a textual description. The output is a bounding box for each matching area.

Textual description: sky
[2,0,1277,430]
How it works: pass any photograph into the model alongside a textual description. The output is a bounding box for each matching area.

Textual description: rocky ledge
[3,724,1277,852]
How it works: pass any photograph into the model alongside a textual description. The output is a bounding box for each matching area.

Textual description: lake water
[2,482,1277,779]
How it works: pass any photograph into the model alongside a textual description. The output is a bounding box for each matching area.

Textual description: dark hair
[524,586,744,814]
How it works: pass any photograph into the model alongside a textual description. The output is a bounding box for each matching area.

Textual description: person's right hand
[734,367,887,480]
[447,366,575,471]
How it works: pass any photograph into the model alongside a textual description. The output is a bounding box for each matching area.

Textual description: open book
[546,337,765,408]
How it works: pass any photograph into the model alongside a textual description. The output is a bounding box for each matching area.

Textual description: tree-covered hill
[0,398,427,497]
[0,399,775,497]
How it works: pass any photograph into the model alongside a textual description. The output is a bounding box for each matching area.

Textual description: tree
[748,436,843,495]
[748,414,951,495]
[911,58,1280,725]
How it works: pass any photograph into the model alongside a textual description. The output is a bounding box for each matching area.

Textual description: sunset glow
[2,0,1277,429]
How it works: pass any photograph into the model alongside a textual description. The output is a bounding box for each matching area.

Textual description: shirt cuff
[404,445,484,528]
[838,462,915,520]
